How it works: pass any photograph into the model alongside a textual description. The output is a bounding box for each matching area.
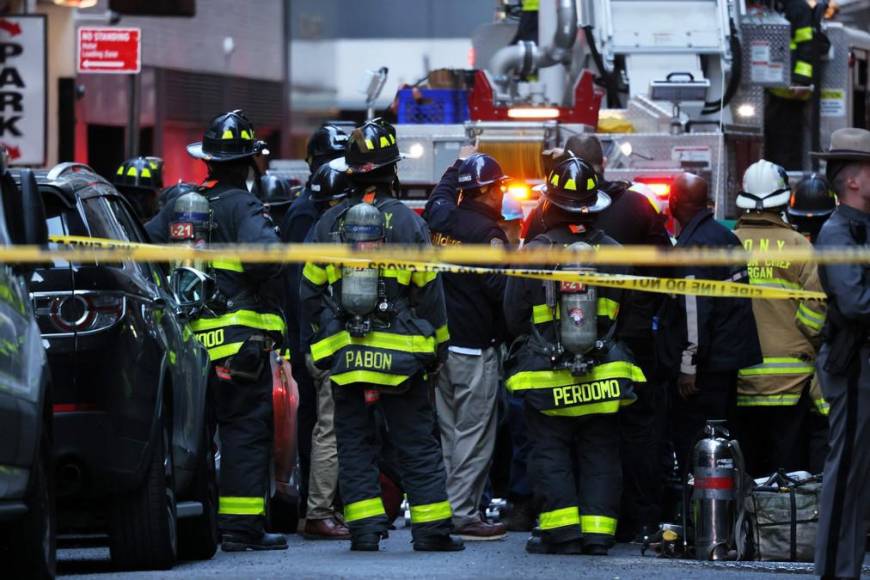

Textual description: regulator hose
[583,25,621,108]
[702,17,742,115]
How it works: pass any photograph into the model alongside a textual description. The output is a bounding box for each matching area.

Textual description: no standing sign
[77,27,141,74]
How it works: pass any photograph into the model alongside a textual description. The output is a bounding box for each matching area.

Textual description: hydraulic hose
[583,25,621,108]
[702,18,742,115]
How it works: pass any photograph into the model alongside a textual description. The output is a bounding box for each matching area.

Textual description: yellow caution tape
[39,235,828,300]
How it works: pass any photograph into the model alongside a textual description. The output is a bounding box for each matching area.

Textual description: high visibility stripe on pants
[409,500,452,524]
[738,357,814,378]
[539,506,580,530]
[344,497,386,523]
[796,303,825,332]
[581,515,617,536]
[737,393,802,407]
[219,496,265,516]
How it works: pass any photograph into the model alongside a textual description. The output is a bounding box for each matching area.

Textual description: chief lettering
[345,350,393,371]
[552,379,621,407]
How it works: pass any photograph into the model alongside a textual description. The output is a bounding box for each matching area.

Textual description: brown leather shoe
[303,516,351,540]
[456,520,507,541]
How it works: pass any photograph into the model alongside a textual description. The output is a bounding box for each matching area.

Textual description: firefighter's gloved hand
[677,372,698,399]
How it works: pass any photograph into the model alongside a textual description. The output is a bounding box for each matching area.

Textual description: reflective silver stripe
[682,274,698,374]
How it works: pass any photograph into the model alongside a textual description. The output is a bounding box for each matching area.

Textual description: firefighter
[146,110,288,551]
[113,156,164,221]
[277,123,348,534]
[786,173,838,243]
[423,150,510,541]
[299,163,354,541]
[257,174,295,226]
[810,128,870,580]
[732,160,826,476]
[503,156,645,555]
[764,0,820,170]
[300,118,462,552]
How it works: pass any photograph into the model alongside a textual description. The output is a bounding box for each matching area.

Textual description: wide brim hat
[186,142,257,163]
[811,128,870,162]
[534,184,612,213]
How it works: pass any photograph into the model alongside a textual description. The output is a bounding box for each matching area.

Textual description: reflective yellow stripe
[116,166,124,175]
[814,397,830,416]
[381,268,412,285]
[794,26,813,43]
[311,330,435,361]
[240,129,253,140]
[221,129,235,140]
[533,303,558,324]
[331,370,410,387]
[211,259,244,273]
[737,393,802,407]
[140,167,152,179]
[539,506,579,530]
[409,501,452,524]
[522,0,540,10]
[303,263,327,285]
[790,40,797,50]
[344,497,386,522]
[738,357,814,377]
[168,350,177,366]
[435,324,449,345]
[796,303,825,332]
[207,341,244,361]
[542,400,623,416]
[190,310,286,333]
[794,60,813,78]
[581,515,617,536]
[219,496,265,516]
[506,362,647,392]
[412,271,438,287]
[126,166,137,177]
[750,278,801,290]
[597,297,619,320]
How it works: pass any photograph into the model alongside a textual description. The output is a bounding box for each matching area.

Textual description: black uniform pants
[618,339,667,537]
[524,404,621,547]
[671,370,737,476]
[212,356,273,535]
[734,388,812,477]
[333,375,452,540]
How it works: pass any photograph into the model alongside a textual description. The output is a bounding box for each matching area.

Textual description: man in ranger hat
[300,118,462,552]
[810,127,870,580]
[147,110,288,552]
[503,156,645,556]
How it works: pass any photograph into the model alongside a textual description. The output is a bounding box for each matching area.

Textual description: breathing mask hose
[583,26,621,108]
[702,18,742,115]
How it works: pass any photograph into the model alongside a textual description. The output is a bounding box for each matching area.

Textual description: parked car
[25,163,215,570]
[0,165,55,578]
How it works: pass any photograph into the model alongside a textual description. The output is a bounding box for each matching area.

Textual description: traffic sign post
[77,27,141,74]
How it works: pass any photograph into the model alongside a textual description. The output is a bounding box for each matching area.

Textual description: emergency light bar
[507,107,561,120]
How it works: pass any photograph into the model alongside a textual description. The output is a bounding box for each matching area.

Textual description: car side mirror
[169,267,215,317]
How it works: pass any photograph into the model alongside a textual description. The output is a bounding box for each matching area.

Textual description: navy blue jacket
[424,160,509,349]
[656,209,762,377]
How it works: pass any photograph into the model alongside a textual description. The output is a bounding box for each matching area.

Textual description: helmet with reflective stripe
[541,156,611,214]
[306,124,349,169]
[737,160,790,210]
[345,118,403,174]
[787,173,837,217]
[113,156,163,191]
[457,153,508,195]
[187,109,258,162]
[311,160,355,203]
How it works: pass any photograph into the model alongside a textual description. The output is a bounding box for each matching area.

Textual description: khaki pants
[435,348,500,528]
[305,357,339,520]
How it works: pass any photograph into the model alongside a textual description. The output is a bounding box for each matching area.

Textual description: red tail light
[36,293,125,334]
[634,176,673,199]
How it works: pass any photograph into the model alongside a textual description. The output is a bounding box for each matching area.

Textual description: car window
[81,197,128,241]
[43,190,87,268]
[106,197,162,283]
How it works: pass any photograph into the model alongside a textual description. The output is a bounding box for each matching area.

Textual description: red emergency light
[633,176,674,199]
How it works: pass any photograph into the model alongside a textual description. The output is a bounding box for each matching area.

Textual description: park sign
[78,27,141,74]
[0,15,46,166]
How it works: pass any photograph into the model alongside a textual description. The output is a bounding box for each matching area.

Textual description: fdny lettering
[384,212,394,230]
[345,350,393,370]
[432,232,461,246]
[195,328,225,348]
[742,238,791,270]
[552,379,621,407]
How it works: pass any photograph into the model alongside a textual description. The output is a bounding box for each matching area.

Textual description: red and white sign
[77,27,141,74]
[0,15,46,166]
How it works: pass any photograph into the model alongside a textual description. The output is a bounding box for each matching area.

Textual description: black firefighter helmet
[344,118,403,175]
[187,110,258,162]
[306,124,349,169]
[541,156,611,214]
[114,156,163,191]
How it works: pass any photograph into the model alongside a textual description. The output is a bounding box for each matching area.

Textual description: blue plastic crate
[396,89,469,124]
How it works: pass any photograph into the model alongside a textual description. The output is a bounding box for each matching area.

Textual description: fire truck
[387,0,869,219]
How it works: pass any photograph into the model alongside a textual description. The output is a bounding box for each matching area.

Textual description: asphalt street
[58,528,870,579]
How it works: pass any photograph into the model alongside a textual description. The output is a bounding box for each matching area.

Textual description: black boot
[221,531,288,552]
[525,537,583,555]
[582,543,609,556]
[413,534,465,552]
[350,532,381,552]
[504,498,537,532]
